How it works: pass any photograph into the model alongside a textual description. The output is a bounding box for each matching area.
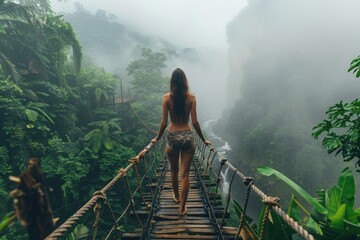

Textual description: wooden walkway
[124,158,254,239]
[146,160,244,240]
[149,162,218,239]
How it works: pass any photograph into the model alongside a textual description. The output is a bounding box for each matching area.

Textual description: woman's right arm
[191,95,210,145]
[152,94,168,143]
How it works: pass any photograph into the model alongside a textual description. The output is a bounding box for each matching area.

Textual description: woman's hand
[151,138,158,143]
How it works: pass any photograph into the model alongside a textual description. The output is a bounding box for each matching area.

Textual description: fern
[25,108,39,122]
[28,106,54,124]
[66,224,89,240]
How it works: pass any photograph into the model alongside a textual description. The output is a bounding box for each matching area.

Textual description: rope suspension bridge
[16,133,312,240]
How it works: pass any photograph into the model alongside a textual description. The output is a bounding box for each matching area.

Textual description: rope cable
[129,103,157,134]
[195,135,315,240]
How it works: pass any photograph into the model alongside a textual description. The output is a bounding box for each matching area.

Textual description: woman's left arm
[152,94,168,143]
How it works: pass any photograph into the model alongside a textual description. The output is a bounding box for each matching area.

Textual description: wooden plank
[151,227,216,234]
[153,214,210,221]
[153,224,214,230]
[149,234,218,239]
[159,203,205,208]
[152,219,213,226]
[121,232,142,239]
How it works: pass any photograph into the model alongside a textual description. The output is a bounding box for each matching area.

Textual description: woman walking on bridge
[152,68,210,216]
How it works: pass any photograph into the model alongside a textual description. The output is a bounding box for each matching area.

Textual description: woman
[152,68,210,216]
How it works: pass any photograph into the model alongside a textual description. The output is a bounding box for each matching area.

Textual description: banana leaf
[257,167,327,215]
[257,205,294,240]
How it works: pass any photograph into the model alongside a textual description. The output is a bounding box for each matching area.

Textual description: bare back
[162,92,198,132]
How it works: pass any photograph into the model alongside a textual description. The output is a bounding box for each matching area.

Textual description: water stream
[203,119,261,224]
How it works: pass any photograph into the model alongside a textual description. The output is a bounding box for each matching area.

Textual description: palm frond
[0,52,21,81]
[28,106,55,124]
[1,34,50,79]
[0,2,37,32]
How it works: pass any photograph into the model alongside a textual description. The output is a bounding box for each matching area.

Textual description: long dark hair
[170,68,190,123]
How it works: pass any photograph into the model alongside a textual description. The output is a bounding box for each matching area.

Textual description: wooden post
[10,158,54,240]
[120,80,125,129]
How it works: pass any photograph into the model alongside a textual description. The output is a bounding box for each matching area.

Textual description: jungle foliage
[312,56,360,171]
[0,1,168,238]
[245,57,360,239]
[258,166,360,239]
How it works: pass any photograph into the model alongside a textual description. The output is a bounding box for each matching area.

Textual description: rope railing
[45,141,165,239]
[45,131,315,240]
[193,135,315,240]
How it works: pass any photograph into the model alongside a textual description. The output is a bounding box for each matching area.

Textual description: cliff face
[226,0,360,107]
[220,0,360,193]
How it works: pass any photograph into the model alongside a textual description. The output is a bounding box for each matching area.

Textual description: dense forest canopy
[0,1,170,238]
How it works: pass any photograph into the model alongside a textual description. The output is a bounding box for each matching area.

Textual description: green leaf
[0,212,15,232]
[25,108,39,122]
[258,206,294,240]
[328,187,341,219]
[330,204,346,228]
[232,199,243,219]
[344,204,358,225]
[68,224,89,240]
[356,69,360,78]
[334,226,360,240]
[354,208,360,216]
[232,200,254,225]
[257,167,327,215]
[287,194,300,221]
[305,217,323,236]
[337,167,355,204]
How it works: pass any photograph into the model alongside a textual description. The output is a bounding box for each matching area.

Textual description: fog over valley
[51,0,360,203]
[51,0,246,119]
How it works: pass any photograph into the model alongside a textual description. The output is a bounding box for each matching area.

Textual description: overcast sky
[51,0,248,51]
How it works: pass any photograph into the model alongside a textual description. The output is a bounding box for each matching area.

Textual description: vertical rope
[205,153,218,195]
[198,142,206,169]
[91,202,102,240]
[202,148,216,178]
[193,143,226,240]
[199,145,212,171]
[234,177,253,240]
[124,171,143,228]
[212,158,227,206]
[149,152,159,183]
[131,159,147,207]
[104,198,121,239]
[220,169,237,227]
[260,204,271,240]
[259,196,280,240]
[142,154,153,195]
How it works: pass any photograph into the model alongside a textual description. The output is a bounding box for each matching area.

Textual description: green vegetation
[312,56,360,171]
[258,166,360,239]
[0,1,168,238]
[249,57,360,239]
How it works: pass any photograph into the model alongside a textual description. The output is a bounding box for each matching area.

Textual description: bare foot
[173,194,180,203]
[179,206,188,216]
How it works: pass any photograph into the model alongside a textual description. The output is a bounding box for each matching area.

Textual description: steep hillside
[216,0,360,196]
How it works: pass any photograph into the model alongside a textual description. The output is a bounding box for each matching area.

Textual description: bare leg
[180,145,195,214]
[166,145,180,201]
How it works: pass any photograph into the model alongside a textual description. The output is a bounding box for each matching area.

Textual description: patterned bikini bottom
[166,130,195,151]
